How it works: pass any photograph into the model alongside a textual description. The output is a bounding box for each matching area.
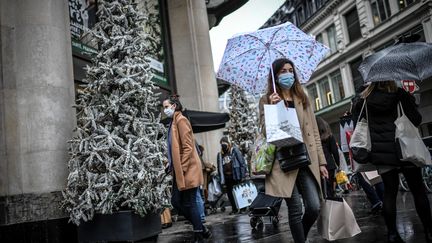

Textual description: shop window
[319,78,333,106]
[349,57,364,93]
[326,25,337,54]
[330,70,345,102]
[316,33,324,44]
[297,6,305,24]
[307,84,321,111]
[399,0,415,10]
[344,8,362,43]
[370,0,391,25]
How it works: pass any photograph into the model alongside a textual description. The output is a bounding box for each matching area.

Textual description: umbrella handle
[269,53,277,93]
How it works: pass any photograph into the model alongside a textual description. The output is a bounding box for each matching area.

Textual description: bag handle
[397,102,405,118]
[357,99,368,124]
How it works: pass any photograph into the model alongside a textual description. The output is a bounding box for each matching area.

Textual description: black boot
[387,232,405,243]
[193,232,204,243]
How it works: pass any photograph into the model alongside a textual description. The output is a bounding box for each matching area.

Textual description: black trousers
[380,167,432,234]
[224,176,240,212]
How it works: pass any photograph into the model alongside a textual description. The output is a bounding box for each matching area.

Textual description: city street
[157,191,431,243]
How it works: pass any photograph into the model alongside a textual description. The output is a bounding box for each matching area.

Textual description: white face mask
[164,106,175,117]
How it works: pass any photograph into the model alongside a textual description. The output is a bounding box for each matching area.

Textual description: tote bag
[349,100,371,164]
[318,181,361,241]
[395,103,432,167]
[264,101,303,147]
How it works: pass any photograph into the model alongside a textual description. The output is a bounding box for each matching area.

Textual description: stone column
[167,0,221,164]
[0,0,75,224]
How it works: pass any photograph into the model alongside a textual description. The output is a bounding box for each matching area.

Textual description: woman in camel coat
[259,58,328,243]
[163,95,210,242]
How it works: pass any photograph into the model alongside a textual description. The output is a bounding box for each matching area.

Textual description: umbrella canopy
[161,109,230,133]
[358,42,432,83]
[216,22,329,94]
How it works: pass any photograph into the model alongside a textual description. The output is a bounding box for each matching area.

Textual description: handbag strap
[397,102,405,118]
[357,99,368,124]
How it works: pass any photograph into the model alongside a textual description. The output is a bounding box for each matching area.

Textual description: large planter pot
[78,210,161,242]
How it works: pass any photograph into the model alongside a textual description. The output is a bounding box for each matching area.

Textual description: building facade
[264,0,432,140]
[0,0,240,240]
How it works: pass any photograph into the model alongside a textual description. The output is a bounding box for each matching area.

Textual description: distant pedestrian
[316,116,340,197]
[216,136,247,214]
[352,81,432,243]
[259,58,328,243]
[162,95,211,242]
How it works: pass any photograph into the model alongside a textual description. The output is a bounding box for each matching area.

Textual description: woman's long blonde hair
[361,81,398,98]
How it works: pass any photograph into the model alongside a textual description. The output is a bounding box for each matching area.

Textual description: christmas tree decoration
[63,0,169,225]
[226,85,259,162]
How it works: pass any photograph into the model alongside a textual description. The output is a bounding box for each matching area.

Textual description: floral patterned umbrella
[216,22,329,95]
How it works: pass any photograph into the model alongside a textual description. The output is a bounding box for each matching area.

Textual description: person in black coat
[352,81,432,243]
[316,117,340,197]
[216,136,247,214]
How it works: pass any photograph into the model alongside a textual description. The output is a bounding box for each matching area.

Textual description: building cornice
[302,0,345,32]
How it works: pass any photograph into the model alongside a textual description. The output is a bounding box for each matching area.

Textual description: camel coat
[170,111,203,191]
[259,95,326,198]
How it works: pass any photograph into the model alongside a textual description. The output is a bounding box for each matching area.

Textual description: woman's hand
[270,92,281,104]
[320,165,329,179]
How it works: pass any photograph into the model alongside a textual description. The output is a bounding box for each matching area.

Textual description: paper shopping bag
[318,197,361,241]
[232,181,258,209]
[264,101,303,147]
[362,170,382,185]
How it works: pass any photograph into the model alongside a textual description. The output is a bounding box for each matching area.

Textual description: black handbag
[275,143,311,173]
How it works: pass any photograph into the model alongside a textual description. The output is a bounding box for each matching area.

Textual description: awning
[161,109,230,133]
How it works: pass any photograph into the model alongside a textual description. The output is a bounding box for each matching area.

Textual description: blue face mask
[278,72,295,89]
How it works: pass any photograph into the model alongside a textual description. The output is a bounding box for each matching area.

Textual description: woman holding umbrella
[259,58,329,243]
[352,81,432,243]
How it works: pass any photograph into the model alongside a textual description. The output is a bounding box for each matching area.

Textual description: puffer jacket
[352,87,421,166]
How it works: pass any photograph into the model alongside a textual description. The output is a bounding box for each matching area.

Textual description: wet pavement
[153,190,432,243]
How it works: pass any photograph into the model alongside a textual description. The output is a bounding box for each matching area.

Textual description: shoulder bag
[275,143,311,173]
[349,100,371,164]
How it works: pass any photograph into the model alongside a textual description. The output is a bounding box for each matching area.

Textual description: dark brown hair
[164,94,183,111]
[265,58,309,107]
[316,116,332,140]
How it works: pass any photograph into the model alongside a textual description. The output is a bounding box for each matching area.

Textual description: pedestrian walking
[316,117,340,197]
[216,136,247,215]
[352,81,432,243]
[162,95,211,243]
[259,58,329,243]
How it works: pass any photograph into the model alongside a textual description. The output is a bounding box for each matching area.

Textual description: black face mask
[221,144,229,153]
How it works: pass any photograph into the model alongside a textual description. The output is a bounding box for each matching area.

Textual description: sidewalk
[156,190,431,243]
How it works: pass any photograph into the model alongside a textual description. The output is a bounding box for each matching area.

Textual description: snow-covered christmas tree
[226,85,259,162]
[63,0,169,225]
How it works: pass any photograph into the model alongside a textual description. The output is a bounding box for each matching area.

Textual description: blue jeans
[196,188,205,222]
[285,167,321,243]
[356,172,384,208]
[171,180,203,232]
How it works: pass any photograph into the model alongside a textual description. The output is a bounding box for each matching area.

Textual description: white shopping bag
[232,181,258,209]
[362,170,382,185]
[318,197,361,241]
[264,101,303,147]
